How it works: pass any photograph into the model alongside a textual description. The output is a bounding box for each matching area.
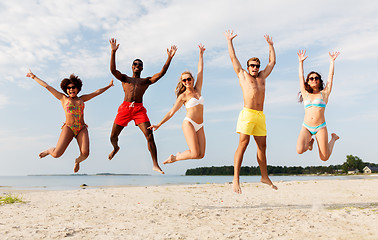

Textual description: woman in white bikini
[149,44,205,164]
[296,50,340,161]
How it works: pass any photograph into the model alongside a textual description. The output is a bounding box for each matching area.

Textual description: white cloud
[0,94,9,108]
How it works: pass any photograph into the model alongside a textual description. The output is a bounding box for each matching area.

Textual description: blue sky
[1,0,377,176]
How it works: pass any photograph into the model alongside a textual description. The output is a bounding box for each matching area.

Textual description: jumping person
[108,38,177,174]
[149,44,206,164]
[26,70,114,172]
[296,50,340,161]
[225,30,277,194]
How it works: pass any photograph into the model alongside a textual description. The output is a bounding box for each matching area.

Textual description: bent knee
[81,151,90,159]
[198,152,205,159]
[50,150,64,158]
[320,155,329,161]
[110,135,118,142]
[296,147,305,154]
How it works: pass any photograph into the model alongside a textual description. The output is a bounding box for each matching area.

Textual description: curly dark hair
[60,74,83,95]
[298,71,325,102]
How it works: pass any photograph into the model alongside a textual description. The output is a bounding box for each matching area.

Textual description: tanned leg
[39,126,74,159]
[108,123,124,160]
[74,127,90,173]
[254,135,277,190]
[296,126,314,154]
[167,121,205,163]
[233,133,250,194]
[138,122,164,174]
[315,127,340,161]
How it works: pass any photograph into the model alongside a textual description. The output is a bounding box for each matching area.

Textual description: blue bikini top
[303,93,326,109]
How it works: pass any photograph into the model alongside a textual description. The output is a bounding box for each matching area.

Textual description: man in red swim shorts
[108,38,177,174]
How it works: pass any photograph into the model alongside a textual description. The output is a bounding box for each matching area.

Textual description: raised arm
[26,69,64,100]
[259,35,276,79]
[323,51,340,97]
[194,44,205,94]
[109,38,123,81]
[148,95,185,131]
[224,30,243,76]
[297,50,308,95]
[80,79,114,102]
[149,45,177,84]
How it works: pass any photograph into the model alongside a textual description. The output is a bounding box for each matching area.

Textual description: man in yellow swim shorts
[225,30,277,193]
[237,107,267,136]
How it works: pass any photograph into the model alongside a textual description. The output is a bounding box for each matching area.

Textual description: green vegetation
[0,194,24,205]
[185,155,378,176]
[341,155,366,173]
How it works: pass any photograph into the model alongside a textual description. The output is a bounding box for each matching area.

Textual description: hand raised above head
[167,45,177,58]
[224,30,237,41]
[297,50,308,62]
[264,34,273,45]
[109,38,120,51]
[198,43,205,54]
[26,69,35,78]
[329,51,340,61]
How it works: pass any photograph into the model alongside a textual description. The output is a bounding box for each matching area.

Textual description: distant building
[363,166,378,174]
[348,169,359,174]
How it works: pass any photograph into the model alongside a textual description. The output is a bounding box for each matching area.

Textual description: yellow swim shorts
[236,107,267,136]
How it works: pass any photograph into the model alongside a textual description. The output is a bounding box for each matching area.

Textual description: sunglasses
[182,78,192,83]
[309,76,320,81]
[248,64,260,68]
[67,86,77,90]
[133,62,143,67]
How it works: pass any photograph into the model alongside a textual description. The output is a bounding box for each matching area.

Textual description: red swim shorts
[114,101,150,127]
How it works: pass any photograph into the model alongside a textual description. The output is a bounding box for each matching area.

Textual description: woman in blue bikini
[149,44,206,164]
[296,50,340,161]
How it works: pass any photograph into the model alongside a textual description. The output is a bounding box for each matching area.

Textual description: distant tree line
[185,155,378,176]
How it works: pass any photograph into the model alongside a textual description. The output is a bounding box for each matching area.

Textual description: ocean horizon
[1,174,375,191]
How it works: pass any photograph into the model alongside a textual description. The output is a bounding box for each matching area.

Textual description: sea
[0,174,374,191]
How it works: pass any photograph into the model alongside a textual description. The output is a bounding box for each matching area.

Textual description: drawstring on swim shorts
[129,101,135,107]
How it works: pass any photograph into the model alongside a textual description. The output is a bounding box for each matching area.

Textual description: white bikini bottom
[184,117,203,132]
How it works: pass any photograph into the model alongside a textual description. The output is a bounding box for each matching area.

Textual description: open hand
[109,38,119,51]
[167,45,177,58]
[224,30,237,41]
[264,34,273,45]
[329,51,340,61]
[297,50,308,62]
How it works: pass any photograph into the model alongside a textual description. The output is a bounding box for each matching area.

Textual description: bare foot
[153,165,165,174]
[308,138,314,151]
[331,133,340,141]
[39,150,50,158]
[108,146,120,160]
[163,154,177,164]
[74,162,80,173]
[233,180,242,194]
[261,177,278,190]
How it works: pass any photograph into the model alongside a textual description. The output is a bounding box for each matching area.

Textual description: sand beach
[0,178,377,239]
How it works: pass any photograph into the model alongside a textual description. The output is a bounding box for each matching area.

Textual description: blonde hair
[175,71,194,98]
[247,57,260,66]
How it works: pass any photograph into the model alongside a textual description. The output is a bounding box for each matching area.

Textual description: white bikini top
[185,96,204,109]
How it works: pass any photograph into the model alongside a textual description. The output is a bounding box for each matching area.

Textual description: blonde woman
[149,44,205,164]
